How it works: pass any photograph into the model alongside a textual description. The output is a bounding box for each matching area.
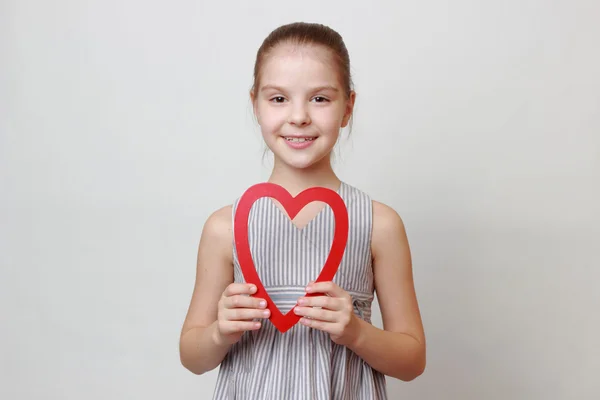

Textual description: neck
[268,155,341,196]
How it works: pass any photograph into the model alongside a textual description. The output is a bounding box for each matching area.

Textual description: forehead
[259,43,341,89]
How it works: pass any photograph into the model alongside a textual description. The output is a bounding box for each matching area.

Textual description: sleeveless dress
[213,181,388,399]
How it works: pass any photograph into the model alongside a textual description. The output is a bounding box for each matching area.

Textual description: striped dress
[213,181,387,399]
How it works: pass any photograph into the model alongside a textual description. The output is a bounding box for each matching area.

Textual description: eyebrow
[260,84,340,93]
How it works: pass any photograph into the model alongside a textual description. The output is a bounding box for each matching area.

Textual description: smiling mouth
[283,137,316,143]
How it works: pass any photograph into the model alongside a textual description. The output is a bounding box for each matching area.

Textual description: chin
[285,159,320,170]
[277,152,332,170]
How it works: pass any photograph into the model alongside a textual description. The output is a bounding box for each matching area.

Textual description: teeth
[285,137,315,142]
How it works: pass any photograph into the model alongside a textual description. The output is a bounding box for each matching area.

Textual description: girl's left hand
[293,281,362,347]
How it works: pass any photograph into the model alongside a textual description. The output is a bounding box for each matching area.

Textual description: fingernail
[305,286,312,292]
[259,300,266,307]
[250,285,257,292]
[297,298,305,305]
[263,310,270,317]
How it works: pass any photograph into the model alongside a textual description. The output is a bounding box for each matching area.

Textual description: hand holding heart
[294,281,361,347]
[215,283,270,346]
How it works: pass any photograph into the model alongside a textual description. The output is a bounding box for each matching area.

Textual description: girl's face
[252,43,355,170]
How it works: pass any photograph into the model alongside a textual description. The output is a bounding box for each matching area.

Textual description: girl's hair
[251,22,354,99]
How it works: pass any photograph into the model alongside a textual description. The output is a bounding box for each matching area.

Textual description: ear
[250,89,260,122]
[341,90,356,128]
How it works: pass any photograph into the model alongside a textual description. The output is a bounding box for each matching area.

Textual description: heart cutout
[234,182,349,333]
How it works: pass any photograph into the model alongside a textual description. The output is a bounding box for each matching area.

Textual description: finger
[220,320,262,334]
[223,283,257,297]
[224,294,267,310]
[294,306,337,322]
[226,307,270,321]
[296,295,342,310]
[299,317,338,334]
[305,281,343,297]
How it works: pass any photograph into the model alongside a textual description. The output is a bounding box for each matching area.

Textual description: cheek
[314,108,345,131]
[257,105,285,131]
[259,116,280,134]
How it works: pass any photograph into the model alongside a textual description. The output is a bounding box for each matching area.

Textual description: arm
[179,206,235,375]
[346,200,426,381]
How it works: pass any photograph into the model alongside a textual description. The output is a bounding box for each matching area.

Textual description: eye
[270,96,286,103]
[312,96,329,103]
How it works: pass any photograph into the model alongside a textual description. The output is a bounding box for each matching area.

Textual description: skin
[179,42,426,381]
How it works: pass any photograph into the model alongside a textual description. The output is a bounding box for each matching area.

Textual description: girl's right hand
[214,283,270,346]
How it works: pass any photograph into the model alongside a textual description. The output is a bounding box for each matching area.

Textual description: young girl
[179,22,426,399]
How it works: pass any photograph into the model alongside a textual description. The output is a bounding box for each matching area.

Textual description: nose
[287,102,311,126]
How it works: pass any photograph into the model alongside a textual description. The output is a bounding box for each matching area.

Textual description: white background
[2,0,599,399]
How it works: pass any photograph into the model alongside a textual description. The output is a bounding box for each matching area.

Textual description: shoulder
[339,182,405,234]
[200,205,233,253]
[371,200,409,257]
[372,200,405,231]
[339,182,408,250]
[203,204,233,235]
[340,181,372,208]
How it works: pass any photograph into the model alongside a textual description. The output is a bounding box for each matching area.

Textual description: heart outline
[234,182,349,333]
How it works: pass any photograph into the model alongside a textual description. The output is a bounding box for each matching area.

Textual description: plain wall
[1,0,599,399]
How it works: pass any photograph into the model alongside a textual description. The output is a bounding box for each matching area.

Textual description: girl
[179,22,426,399]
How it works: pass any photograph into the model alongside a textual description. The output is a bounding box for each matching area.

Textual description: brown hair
[251,22,354,99]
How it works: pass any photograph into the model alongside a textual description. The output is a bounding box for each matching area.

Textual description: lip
[281,135,317,150]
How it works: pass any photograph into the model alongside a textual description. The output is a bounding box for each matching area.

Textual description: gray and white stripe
[213,181,387,399]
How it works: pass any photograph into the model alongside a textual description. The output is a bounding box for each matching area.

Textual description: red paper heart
[234,182,349,333]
